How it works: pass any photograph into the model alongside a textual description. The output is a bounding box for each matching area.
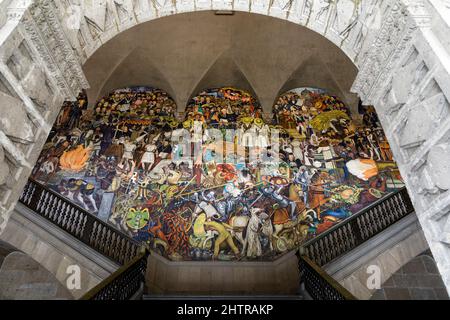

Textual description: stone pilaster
[352,0,450,293]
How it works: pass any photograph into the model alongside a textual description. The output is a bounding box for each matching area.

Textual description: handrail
[301,187,414,267]
[80,248,149,300]
[19,178,141,265]
[19,178,414,300]
[298,254,356,300]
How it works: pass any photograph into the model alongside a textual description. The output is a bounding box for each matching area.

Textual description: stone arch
[64,1,370,67]
[81,10,359,115]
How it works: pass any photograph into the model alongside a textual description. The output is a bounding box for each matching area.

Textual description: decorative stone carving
[20,64,52,108]
[391,53,421,104]
[333,0,360,36]
[399,93,449,150]
[83,0,108,32]
[0,91,34,144]
[0,146,11,187]
[427,144,450,190]
[351,2,417,105]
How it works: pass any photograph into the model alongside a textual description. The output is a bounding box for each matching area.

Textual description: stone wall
[352,0,450,292]
[371,252,449,300]
[324,213,429,299]
[0,203,118,298]
[0,251,73,300]
[147,250,299,295]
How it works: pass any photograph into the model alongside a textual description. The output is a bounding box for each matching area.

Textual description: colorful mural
[185,87,263,125]
[31,86,403,261]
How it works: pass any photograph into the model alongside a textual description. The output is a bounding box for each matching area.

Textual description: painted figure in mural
[261,184,297,220]
[294,166,312,208]
[243,208,264,258]
[30,86,404,262]
[139,142,157,173]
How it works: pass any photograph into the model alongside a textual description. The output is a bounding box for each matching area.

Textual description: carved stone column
[352,0,450,293]
[0,0,88,234]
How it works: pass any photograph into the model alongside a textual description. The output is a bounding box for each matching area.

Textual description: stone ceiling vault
[82,11,358,114]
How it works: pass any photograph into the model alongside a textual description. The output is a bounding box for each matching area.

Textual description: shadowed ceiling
[83,11,358,114]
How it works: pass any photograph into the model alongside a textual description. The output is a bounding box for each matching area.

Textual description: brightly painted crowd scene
[31,86,404,261]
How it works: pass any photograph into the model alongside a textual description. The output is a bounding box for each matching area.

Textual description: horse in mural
[307,171,332,218]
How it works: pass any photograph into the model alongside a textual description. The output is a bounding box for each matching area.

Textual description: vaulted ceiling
[83,11,358,114]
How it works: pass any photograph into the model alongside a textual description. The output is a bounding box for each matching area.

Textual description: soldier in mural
[30,86,403,262]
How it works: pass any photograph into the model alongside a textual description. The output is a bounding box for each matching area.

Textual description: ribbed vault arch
[82,11,358,115]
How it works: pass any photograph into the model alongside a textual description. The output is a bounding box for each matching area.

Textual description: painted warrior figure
[294,166,312,208]
[261,184,297,220]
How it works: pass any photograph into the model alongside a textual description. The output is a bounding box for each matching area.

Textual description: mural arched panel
[31,86,403,262]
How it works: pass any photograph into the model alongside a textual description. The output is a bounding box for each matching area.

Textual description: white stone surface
[325,213,428,299]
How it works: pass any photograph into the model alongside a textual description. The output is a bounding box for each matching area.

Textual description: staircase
[0,242,72,300]
[14,179,414,300]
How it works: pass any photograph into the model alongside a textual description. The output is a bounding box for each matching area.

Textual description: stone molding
[21,0,89,100]
[350,0,450,292]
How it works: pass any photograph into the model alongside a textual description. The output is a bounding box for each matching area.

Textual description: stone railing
[80,248,149,300]
[19,178,141,265]
[301,187,414,267]
[298,254,356,300]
